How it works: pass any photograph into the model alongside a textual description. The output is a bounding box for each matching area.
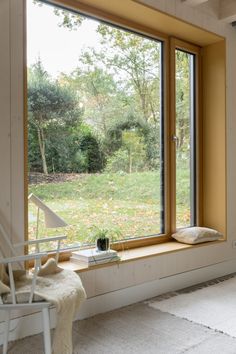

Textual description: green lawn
[28,171,190,247]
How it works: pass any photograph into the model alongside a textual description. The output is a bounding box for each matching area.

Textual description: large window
[27,0,200,249]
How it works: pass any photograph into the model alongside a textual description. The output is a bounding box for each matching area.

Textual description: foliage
[33,0,84,30]
[28,59,82,174]
[87,226,122,243]
[29,2,193,175]
[62,66,128,158]
[28,120,42,172]
[105,130,147,173]
[105,149,130,174]
[96,24,161,125]
[28,60,105,174]
[59,22,162,169]
[93,25,162,170]
[176,50,192,153]
[53,8,84,30]
[78,125,104,173]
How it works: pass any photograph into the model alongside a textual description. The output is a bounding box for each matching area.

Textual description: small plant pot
[97,237,109,251]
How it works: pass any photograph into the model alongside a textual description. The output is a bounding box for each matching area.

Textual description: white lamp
[28,193,68,239]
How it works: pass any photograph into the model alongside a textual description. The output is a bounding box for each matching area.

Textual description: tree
[52,10,162,126]
[85,24,162,126]
[176,50,192,152]
[28,60,82,174]
[67,67,123,136]
[76,26,162,168]
[53,7,84,30]
[33,0,84,31]
[60,66,132,160]
[55,16,163,169]
[79,129,104,173]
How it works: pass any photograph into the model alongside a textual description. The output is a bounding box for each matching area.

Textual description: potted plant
[88,226,122,251]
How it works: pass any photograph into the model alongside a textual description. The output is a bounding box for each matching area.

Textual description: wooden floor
[2,298,236,354]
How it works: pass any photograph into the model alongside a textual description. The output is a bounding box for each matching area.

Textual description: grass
[29,172,160,202]
[28,170,190,248]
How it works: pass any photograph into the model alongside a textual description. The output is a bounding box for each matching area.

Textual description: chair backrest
[0,223,47,305]
[0,224,16,258]
[0,253,46,305]
[0,222,67,305]
[0,223,24,273]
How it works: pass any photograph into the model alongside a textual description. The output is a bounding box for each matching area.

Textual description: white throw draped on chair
[0,223,86,354]
[12,267,86,354]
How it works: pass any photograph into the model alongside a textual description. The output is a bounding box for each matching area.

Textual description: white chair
[0,253,50,354]
[0,224,67,354]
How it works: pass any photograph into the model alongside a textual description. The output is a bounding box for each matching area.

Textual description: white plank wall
[0,0,24,252]
[0,0,236,343]
[79,241,234,299]
[0,0,12,257]
[1,256,236,345]
[9,0,25,248]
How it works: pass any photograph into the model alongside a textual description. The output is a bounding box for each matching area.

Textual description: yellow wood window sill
[59,239,225,273]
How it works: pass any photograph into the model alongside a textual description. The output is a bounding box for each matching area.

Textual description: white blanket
[15,269,86,354]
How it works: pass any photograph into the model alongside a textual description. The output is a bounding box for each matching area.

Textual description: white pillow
[172,227,223,245]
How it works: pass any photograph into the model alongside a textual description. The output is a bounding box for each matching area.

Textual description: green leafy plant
[88,226,122,246]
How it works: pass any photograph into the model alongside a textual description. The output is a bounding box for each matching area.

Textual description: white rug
[149,276,236,337]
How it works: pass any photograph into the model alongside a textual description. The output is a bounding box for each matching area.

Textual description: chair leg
[3,310,10,354]
[42,307,51,354]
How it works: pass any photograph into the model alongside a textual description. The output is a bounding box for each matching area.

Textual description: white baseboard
[1,258,236,346]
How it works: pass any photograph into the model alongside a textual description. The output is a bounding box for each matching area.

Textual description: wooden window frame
[169,38,202,234]
[24,0,204,255]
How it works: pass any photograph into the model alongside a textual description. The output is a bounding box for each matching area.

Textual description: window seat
[59,240,225,273]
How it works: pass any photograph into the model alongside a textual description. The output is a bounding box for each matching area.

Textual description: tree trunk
[128,148,132,174]
[37,127,48,175]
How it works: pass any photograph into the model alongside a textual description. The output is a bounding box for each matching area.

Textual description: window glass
[27,0,164,247]
[175,49,196,228]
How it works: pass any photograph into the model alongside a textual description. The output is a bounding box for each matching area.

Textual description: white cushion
[172,227,223,245]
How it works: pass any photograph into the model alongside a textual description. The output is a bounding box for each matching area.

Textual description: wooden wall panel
[202,40,226,235]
